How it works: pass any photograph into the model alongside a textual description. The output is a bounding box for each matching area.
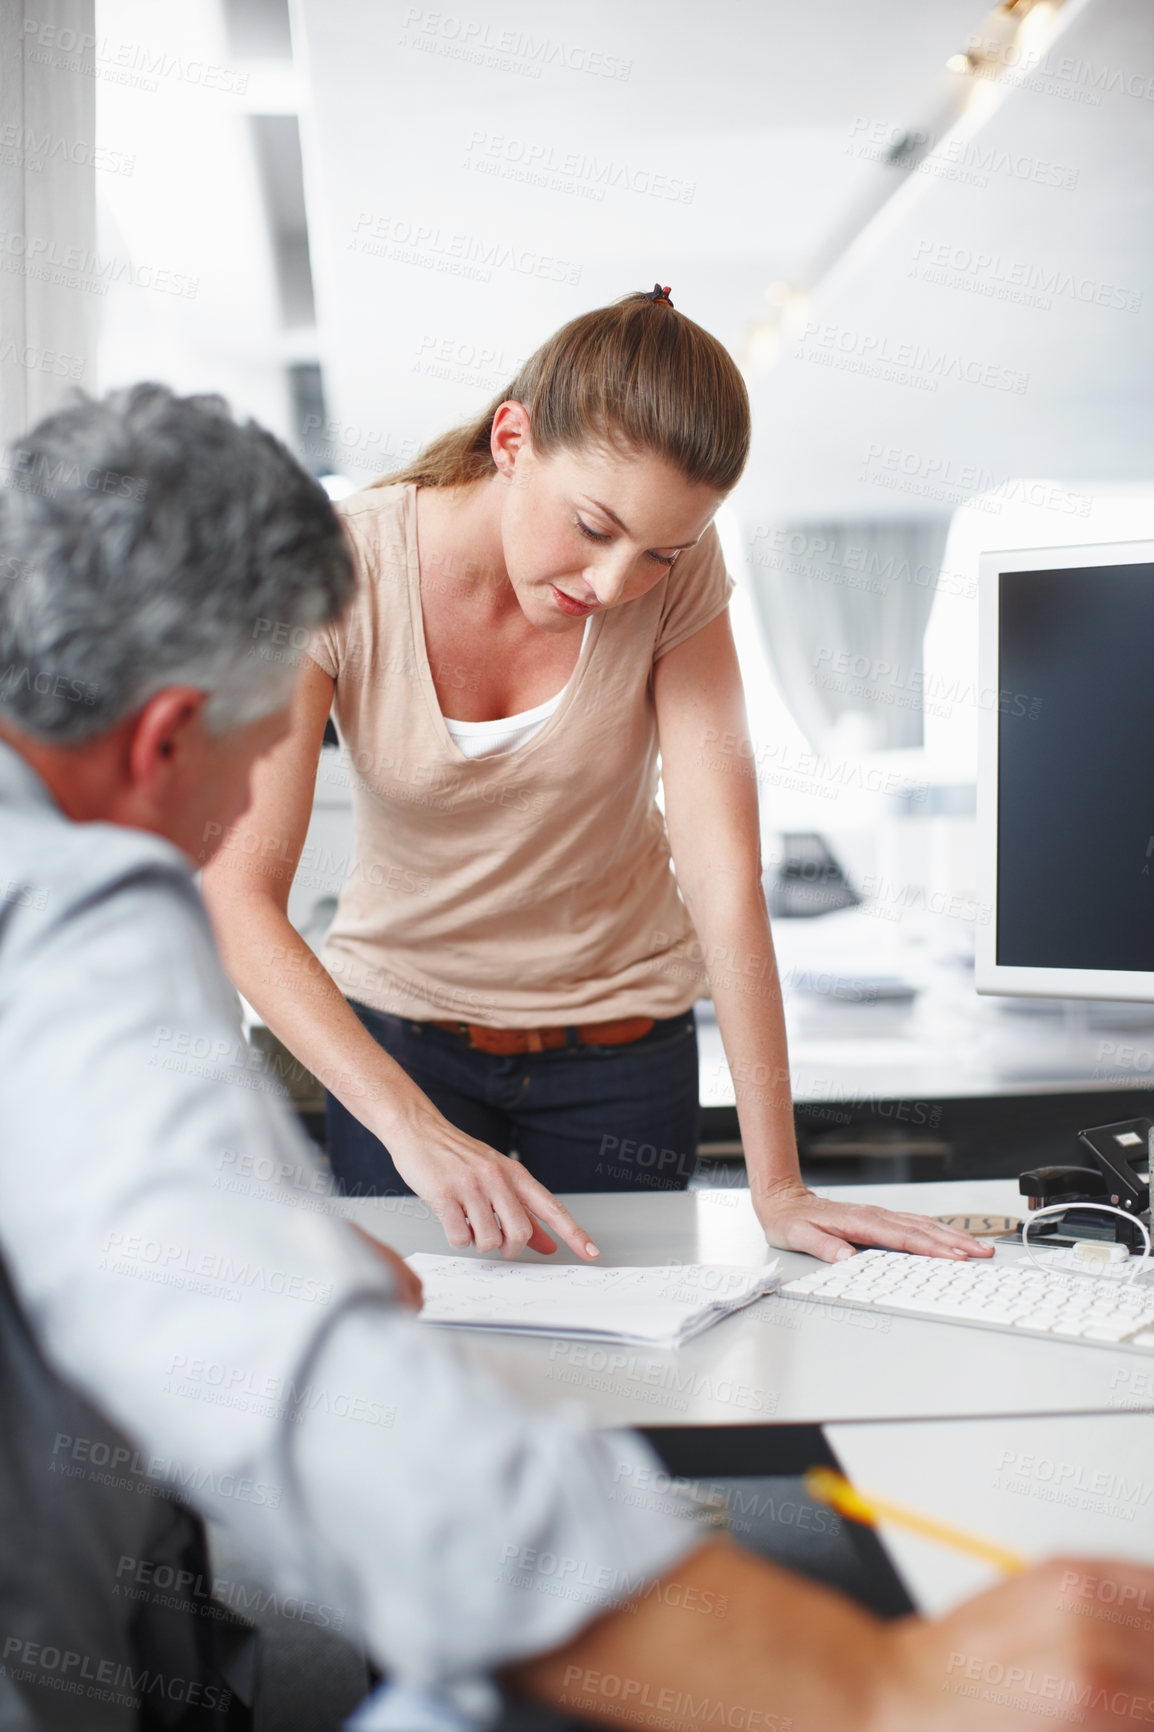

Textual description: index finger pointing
[512,1173,599,1260]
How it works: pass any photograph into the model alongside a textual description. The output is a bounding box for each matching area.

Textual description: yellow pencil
[803,1467,1028,1576]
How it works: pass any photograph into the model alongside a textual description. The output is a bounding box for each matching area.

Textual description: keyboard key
[777,1249,1154,1351]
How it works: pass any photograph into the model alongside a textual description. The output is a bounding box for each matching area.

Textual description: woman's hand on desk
[379,1103,601,1263]
[754,1180,996,1263]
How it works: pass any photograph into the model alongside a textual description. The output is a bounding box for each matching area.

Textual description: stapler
[1018,1118,1152,1253]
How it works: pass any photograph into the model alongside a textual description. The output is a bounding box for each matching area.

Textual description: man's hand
[876,1555,1154,1731]
[349,1224,423,1308]
[755,1179,996,1263]
[509,1540,1154,1732]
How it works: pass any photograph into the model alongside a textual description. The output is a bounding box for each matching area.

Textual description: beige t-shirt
[307,483,734,1027]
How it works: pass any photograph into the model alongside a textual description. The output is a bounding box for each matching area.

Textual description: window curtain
[0,0,95,446]
[746,518,951,752]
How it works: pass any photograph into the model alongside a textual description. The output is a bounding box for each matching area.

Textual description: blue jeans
[325,1002,700,1198]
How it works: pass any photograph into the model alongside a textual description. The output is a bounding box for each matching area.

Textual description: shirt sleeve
[305,620,341,679]
[653,522,735,662]
[305,496,374,680]
[0,845,708,1692]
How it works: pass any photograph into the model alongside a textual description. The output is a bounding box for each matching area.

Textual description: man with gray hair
[1,383,1150,1732]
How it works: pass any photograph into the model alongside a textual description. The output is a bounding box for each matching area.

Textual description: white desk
[339,1180,1154,1427]
[698,904,1154,1108]
[829,1412,1154,1614]
[338,1180,1153,1617]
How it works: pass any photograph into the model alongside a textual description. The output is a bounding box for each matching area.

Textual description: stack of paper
[406,1255,781,1348]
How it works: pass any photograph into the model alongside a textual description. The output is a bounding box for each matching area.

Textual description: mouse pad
[635,1423,914,1618]
[496,1425,913,1731]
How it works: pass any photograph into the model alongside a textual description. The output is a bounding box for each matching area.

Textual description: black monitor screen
[997,562,1154,972]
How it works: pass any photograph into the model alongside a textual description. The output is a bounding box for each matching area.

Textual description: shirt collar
[0,736,193,879]
[0,736,60,814]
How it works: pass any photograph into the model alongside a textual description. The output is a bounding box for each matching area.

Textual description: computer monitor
[976,540,1154,1002]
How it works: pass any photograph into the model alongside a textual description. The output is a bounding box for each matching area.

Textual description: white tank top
[443,618,590,759]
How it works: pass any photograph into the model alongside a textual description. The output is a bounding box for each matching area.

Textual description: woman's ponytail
[375,288,749,495]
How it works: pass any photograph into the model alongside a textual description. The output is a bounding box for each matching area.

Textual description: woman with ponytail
[204,288,990,1270]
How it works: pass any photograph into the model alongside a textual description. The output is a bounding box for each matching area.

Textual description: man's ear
[490,400,532,479]
[125,687,209,800]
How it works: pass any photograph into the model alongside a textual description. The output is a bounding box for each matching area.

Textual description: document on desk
[406,1256,781,1347]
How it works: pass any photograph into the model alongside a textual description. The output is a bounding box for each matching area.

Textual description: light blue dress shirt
[0,740,706,1725]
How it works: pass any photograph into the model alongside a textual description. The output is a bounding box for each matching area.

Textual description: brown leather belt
[428,1016,655,1056]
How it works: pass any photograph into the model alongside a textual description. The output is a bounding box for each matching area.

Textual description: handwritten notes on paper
[406,1256,781,1347]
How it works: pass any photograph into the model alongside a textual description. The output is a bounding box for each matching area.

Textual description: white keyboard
[779,1248,1154,1351]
